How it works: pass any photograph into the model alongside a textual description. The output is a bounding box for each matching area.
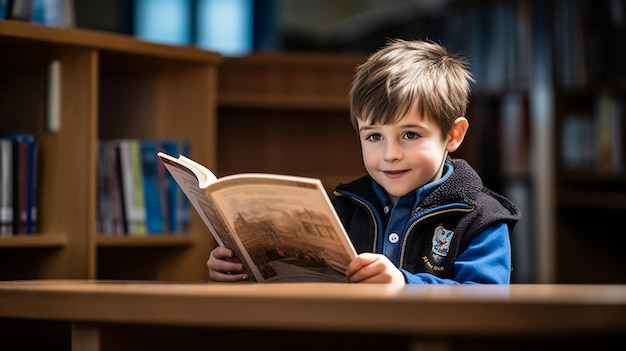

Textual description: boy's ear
[446,117,469,153]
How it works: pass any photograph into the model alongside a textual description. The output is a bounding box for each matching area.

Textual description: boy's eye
[403,132,420,140]
[365,133,382,142]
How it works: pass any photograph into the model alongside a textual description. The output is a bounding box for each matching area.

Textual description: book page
[206,175,356,282]
[158,155,259,281]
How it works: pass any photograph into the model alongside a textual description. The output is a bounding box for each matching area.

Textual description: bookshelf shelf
[0,20,221,281]
[557,171,626,186]
[0,234,68,248]
[218,94,350,111]
[96,235,195,248]
[557,190,626,210]
[0,20,216,62]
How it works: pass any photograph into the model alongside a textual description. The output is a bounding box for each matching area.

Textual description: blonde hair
[349,39,474,138]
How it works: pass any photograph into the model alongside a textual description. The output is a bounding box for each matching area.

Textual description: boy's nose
[383,141,403,162]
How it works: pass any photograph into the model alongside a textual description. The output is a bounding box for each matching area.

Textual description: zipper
[334,192,379,253]
[399,206,474,266]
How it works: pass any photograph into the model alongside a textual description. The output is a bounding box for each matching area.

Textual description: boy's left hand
[346,253,406,285]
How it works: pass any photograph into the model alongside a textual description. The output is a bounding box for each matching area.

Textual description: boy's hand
[346,253,406,285]
[207,246,250,282]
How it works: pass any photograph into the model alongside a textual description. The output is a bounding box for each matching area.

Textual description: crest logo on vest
[431,225,454,265]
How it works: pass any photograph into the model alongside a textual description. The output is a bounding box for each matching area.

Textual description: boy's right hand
[207,246,250,282]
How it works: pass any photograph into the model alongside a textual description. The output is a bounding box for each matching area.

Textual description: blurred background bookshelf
[0,18,221,281]
[3,0,625,283]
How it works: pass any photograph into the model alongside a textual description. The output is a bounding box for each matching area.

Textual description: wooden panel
[217,108,365,192]
[218,53,364,110]
[38,46,98,279]
[0,20,221,63]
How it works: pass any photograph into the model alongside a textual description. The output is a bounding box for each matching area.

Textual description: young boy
[207,39,521,285]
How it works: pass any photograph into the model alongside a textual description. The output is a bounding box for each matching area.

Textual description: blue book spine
[160,140,190,233]
[0,0,9,19]
[140,140,165,234]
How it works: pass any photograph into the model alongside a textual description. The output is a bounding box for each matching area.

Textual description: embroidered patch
[431,225,454,265]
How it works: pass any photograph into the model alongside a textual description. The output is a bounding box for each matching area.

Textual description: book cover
[140,140,165,234]
[0,139,13,235]
[157,151,357,283]
[7,0,33,21]
[118,140,147,236]
[97,141,116,234]
[109,141,126,234]
[595,92,623,173]
[0,0,9,19]
[160,140,190,233]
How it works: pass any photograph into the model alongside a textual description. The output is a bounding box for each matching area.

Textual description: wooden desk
[0,280,625,351]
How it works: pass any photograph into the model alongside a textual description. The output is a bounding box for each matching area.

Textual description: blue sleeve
[402,222,511,284]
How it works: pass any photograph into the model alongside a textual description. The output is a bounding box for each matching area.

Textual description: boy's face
[357,106,448,203]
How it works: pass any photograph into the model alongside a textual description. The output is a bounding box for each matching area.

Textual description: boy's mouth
[383,170,408,178]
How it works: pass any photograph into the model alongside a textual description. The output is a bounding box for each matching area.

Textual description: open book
[157,152,357,283]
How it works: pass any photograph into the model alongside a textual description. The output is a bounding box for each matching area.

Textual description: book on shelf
[3,0,75,26]
[157,151,357,283]
[6,0,32,21]
[560,113,595,170]
[118,139,147,236]
[595,92,623,173]
[0,133,37,235]
[560,93,624,173]
[140,140,166,234]
[30,0,75,27]
[96,139,190,236]
[97,142,113,234]
[0,138,13,235]
[160,140,190,233]
[0,0,8,19]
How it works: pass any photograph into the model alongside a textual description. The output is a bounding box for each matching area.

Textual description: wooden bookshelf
[0,20,221,281]
[553,88,626,283]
